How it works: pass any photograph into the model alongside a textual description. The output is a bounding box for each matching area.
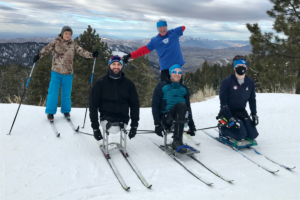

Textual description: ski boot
[47,114,54,120]
[63,113,70,120]
[172,122,196,155]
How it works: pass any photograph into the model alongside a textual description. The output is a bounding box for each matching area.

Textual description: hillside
[0,93,299,200]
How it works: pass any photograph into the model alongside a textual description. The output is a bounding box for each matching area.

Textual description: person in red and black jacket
[122,18,186,82]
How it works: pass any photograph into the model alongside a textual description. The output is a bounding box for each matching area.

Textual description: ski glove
[251,114,259,126]
[187,126,196,136]
[122,53,131,64]
[93,129,103,141]
[33,53,40,63]
[155,125,164,137]
[128,127,137,139]
[92,50,99,58]
[228,117,240,129]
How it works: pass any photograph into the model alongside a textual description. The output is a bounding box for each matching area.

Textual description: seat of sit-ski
[219,133,257,148]
[100,120,126,134]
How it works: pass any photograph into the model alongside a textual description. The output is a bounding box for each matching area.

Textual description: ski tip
[125,187,130,191]
[75,126,80,132]
[57,133,60,137]
[147,184,153,189]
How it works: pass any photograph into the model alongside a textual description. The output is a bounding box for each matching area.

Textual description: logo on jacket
[233,85,238,90]
[246,87,248,91]
[162,38,169,44]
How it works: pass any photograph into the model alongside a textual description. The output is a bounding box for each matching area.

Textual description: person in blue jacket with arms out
[218,55,259,148]
[122,18,185,82]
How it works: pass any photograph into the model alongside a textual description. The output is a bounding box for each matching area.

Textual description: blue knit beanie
[169,64,182,75]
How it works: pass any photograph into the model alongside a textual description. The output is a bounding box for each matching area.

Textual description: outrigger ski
[212,129,296,170]
[202,130,279,173]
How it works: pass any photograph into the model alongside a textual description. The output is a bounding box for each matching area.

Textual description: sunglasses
[172,70,182,74]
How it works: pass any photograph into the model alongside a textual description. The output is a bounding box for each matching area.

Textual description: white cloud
[0,0,275,40]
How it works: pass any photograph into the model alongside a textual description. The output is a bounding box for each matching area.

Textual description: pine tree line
[0,26,156,107]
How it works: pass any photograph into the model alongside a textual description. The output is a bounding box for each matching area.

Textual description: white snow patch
[0,93,300,200]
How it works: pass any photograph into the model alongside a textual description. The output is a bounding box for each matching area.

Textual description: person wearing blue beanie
[122,18,186,82]
[152,64,196,154]
[218,55,259,148]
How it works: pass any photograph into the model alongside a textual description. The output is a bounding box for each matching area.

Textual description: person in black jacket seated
[218,55,259,145]
[152,64,196,154]
[89,55,140,140]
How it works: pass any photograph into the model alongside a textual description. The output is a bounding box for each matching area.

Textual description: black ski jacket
[89,72,140,130]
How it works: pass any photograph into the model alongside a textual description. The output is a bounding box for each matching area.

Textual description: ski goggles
[108,56,123,66]
[171,70,182,75]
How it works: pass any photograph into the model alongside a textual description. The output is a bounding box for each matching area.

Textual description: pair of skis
[202,129,296,173]
[152,139,233,186]
[99,142,152,191]
[49,116,91,137]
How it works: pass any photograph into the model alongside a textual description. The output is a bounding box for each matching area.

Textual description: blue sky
[0,0,274,40]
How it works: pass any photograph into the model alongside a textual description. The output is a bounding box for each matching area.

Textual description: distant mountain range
[0,37,252,73]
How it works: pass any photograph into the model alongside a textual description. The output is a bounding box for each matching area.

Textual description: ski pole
[82,58,97,128]
[187,126,218,132]
[8,62,37,135]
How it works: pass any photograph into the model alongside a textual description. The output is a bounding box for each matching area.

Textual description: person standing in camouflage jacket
[33,26,99,120]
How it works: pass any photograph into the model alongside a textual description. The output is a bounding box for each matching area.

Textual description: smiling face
[170,68,182,83]
[158,26,167,36]
[62,31,72,41]
[110,62,122,74]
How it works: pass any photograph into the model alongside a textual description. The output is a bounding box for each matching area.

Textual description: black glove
[93,129,103,140]
[122,53,131,64]
[33,53,40,63]
[251,114,259,126]
[155,125,164,137]
[92,50,99,58]
[128,127,137,139]
[228,117,240,129]
[187,126,196,136]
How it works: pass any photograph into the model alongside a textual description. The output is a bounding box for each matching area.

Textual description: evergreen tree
[246,0,299,93]
[27,53,52,105]
[0,63,30,103]
[72,25,112,107]
[124,56,157,107]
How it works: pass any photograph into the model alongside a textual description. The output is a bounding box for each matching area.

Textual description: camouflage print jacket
[39,35,93,75]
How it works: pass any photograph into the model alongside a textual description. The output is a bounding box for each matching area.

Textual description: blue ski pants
[221,118,259,140]
[45,71,73,114]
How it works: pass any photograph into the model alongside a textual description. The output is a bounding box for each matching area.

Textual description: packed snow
[1,93,300,200]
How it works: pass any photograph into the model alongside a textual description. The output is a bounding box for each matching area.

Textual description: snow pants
[45,71,73,114]
[221,118,259,140]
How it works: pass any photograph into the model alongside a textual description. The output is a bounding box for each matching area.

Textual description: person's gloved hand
[122,53,131,64]
[155,125,164,137]
[33,52,40,63]
[93,129,103,140]
[251,114,259,126]
[228,117,240,129]
[92,50,99,58]
[128,127,137,139]
[187,126,196,136]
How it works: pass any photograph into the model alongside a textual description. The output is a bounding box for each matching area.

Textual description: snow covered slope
[0,93,299,200]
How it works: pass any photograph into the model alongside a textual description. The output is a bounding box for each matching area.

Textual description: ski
[184,132,200,145]
[49,120,60,137]
[64,117,79,132]
[153,141,213,186]
[116,143,152,188]
[188,154,234,183]
[99,143,130,191]
[202,130,279,173]
[250,147,296,170]
[212,129,296,170]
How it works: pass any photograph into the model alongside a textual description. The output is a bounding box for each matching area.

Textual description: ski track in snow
[1,93,300,200]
